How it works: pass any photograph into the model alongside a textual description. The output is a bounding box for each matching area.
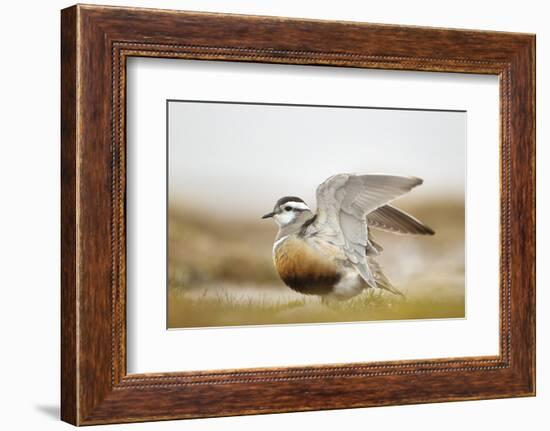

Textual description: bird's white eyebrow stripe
[282,201,310,211]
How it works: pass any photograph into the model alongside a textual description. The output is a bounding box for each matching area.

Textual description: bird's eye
[284,206,292,211]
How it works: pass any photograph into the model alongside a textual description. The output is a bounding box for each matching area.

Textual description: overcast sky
[168,101,465,219]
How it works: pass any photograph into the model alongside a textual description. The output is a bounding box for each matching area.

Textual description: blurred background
[167,101,465,328]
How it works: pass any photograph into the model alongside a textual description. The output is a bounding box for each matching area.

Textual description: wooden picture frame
[61,4,535,425]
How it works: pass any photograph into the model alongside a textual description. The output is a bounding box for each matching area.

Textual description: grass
[167,200,465,329]
[167,285,465,328]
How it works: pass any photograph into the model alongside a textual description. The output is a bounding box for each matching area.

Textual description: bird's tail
[367,257,405,297]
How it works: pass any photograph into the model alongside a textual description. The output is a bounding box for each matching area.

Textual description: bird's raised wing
[367,204,435,235]
[310,174,423,287]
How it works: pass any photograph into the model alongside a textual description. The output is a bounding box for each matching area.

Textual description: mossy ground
[167,201,465,329]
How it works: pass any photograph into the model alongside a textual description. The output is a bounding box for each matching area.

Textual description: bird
[261,173,435,301]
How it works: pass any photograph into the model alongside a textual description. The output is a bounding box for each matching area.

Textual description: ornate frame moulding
[61,4,535,425]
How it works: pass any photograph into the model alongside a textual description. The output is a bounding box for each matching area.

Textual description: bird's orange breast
[274,237,341,295]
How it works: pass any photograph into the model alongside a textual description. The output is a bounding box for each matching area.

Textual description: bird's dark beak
[261,211,275,219]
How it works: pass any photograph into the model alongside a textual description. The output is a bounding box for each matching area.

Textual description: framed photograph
[61,4,535,425]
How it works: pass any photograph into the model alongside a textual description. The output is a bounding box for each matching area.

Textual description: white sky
[168,101,465,218]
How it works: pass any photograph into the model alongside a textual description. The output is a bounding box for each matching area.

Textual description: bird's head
[261,196,312,228]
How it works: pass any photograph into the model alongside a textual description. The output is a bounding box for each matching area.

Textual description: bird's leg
[320,296,340,307]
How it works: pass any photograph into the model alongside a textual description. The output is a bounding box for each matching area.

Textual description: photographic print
[167,100,465,329]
